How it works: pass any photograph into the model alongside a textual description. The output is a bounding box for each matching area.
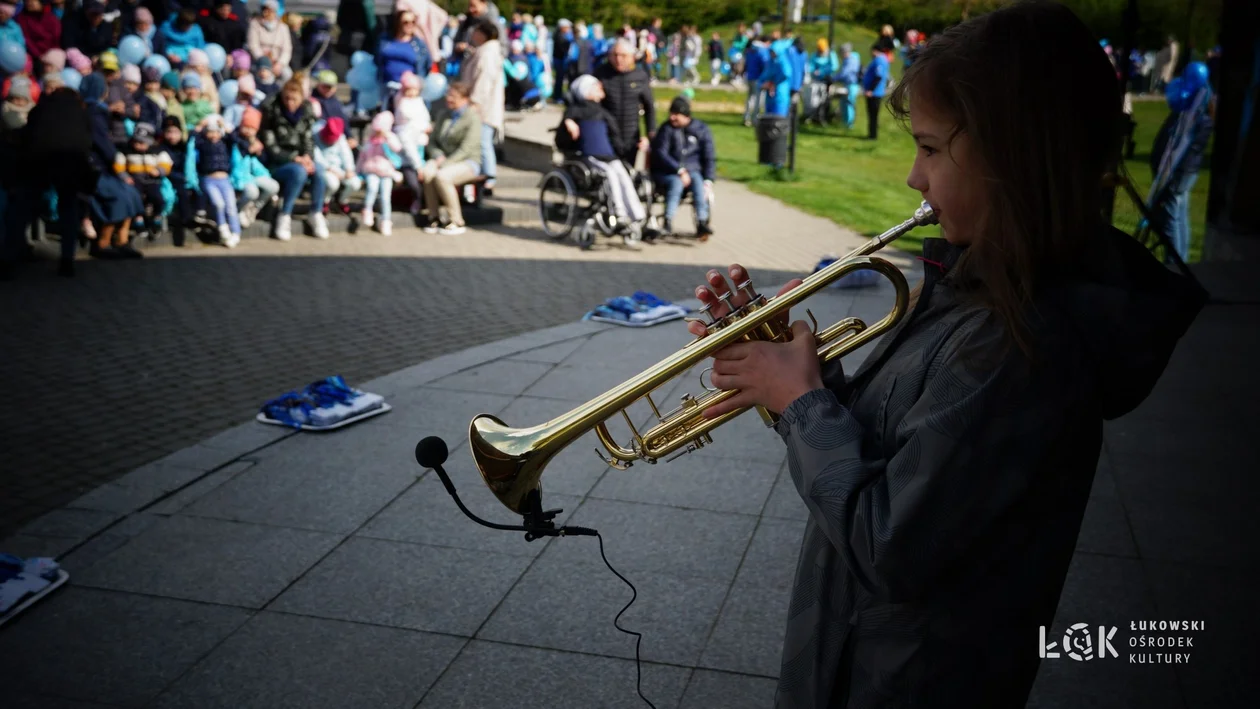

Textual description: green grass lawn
[648,90,1208,260]
[644,19,1209,261]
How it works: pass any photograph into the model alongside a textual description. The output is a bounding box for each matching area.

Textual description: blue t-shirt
[578,120,616,159]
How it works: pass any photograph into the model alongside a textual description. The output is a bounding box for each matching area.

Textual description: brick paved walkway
[2,178,920,538]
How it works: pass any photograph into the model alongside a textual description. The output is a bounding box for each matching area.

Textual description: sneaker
[238,203,257,229]
[218,223,232,244]
[380,220,392,236]
[361,209,374,228]
[662,219,673,236]
[114,243,144,259]
[274,214,292,241]
[311,213,330,239]
[224,232,240,248]
[422,220,440,234]
[696,221,714,243]
[439,223,466,236]
[409,199,421,217]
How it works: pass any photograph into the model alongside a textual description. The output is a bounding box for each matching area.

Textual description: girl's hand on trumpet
[688,264,823,419]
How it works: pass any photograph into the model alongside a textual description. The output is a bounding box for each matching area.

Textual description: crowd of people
[0,0,517,278]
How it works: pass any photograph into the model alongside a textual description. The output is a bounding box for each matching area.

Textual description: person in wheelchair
[554,74,647,229]
[649,96,716,240]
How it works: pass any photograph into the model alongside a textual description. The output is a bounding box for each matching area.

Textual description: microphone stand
[417,437,596,541]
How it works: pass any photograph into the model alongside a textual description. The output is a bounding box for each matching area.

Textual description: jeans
[866,95,881,139]
[659,170,710,225]
[273,161,326,215]
[1153,171,1198,263]
[201,176,240,234]
[241,175,281,208]
[363,174,394,222]
[322,173,362,204]
[743,84,762,124]
[480,123,497,182]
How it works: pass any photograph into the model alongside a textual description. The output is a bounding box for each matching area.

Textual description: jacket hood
[923,225,1207,420]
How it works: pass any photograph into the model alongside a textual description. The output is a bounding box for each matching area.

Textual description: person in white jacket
[314,117,361,212]
[461,17,504,192]
[393,71,431,170]
[248,0,293,81]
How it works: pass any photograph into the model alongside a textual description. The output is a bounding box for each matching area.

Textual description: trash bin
[756,115,790,166]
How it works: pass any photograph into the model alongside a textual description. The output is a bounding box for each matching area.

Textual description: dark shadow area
[0,252,802,537]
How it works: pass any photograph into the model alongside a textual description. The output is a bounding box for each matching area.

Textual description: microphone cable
[594,531,656,709]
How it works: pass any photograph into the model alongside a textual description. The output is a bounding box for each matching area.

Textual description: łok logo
[1040,623,1118,661]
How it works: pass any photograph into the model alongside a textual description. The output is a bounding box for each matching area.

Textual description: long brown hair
[887,0,1121,356]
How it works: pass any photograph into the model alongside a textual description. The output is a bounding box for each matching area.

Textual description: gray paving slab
[180,441,417,534]
[358,475,582,558]
[56,512,165,575]
[544,498,758,581]
[762,460,809,521]
[365,386,518,451]
[152,612,465,709]
[268,536,531,636]
[417,639,692,709]
[1145,561,1259,709]
[65,461,213,515]
[505,336,590,364]
[7,696,120,709]
[195,421,295,453]
[477,550,731,666]
[19,507,120,539]
[699,578,791,677]
[739,517,809,590]
[1074,496,1140,558]
[147,460,257,516]
[680,669,780,709]
[73,515,343,608]
[427,358,558,397]
[0,587,251,707]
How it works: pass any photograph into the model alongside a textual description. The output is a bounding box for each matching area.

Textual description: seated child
[159,72,186,140]
[180,73,214,132]
[556,74,646,226]
[189,114,241,247]
[160,116,195,246]
[356,111,404,236]
[254,57,280,101]
[229,50,252,82]
[223,75,258,131]
[113,122,172,239]
[230,107,280,229]
[137,66,167,130]
[393,71,430,170]
[314,117,361,213]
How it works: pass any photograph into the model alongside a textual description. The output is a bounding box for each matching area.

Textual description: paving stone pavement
[0,174,918,539]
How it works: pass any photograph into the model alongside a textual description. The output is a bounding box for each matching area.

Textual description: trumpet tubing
[470,202,937,516]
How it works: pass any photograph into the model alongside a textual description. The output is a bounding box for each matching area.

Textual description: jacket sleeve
[698,122,716,181]
[277,26,292,69]
[553,113,575,151]
[774,311,1086,604]
[446,112,483,165]
[640,79,656,139]
[247,22,263,60]
[650,128,678,174]
[413,37,431,75]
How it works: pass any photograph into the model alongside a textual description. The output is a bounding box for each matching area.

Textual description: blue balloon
[421,72,447,103]
[143,54,171,76]
[118,35,149,66]
[217,79,238,108]
[0,39,24,74]
[722,62,731,75]
[1183,61,1209,92]
[204,43,227,73]
[351,50,373,68]
[347,63,377,92]
[356,83,381,112]
[60,67,82,91]
[1165,77,1192,112]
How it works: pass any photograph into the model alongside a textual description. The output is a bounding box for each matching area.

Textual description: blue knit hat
[78,72,107,102]
[181,72,202,90]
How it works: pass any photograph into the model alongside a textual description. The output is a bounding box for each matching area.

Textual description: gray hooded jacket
[772,227,1205,708]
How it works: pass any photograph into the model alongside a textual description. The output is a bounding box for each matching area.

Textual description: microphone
[415,436,596,540]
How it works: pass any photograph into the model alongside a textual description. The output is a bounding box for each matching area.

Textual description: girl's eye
[919,145,937,157]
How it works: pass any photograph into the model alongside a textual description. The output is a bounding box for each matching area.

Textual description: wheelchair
[537,150,650,250]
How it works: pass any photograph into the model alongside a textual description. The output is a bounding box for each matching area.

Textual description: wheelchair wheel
[538,170,578,239]
[575,219,596,250]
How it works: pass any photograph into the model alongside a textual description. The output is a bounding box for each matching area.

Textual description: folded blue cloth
[812,257,882,288]
[582,291,691,326]
[0,554,62,615]
[261,375,385,429]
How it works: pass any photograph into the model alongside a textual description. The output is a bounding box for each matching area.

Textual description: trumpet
[469,202,937,517]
